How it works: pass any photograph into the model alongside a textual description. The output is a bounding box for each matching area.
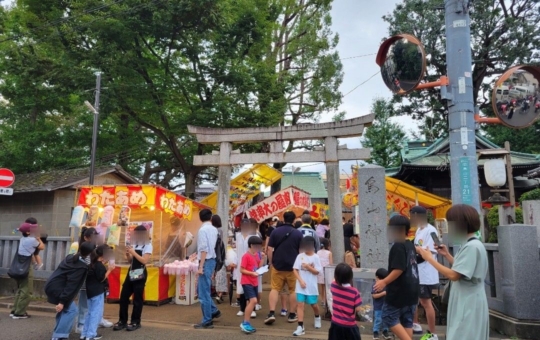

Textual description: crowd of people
[8,202,489,340]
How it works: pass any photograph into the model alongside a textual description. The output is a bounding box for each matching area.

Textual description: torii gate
[188,114,374,262]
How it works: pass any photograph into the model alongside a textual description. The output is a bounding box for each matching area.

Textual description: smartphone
[430,232,441,248]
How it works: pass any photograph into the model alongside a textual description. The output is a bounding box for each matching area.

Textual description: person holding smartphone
[410,206,439,340]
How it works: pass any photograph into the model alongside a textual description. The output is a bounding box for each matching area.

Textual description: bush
[519,188,540,204]
[486,206,523,243]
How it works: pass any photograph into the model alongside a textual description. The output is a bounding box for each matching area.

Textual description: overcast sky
[284,0,419,176]
[1,0,418,177]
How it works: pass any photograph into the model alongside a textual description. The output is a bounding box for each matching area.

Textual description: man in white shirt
[411,206,439,340]
[194,209,221,329]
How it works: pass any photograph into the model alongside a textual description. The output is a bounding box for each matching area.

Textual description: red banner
[247,187,311,223]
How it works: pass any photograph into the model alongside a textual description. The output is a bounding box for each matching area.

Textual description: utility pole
[87,72,102,185]
[445,0,481,211]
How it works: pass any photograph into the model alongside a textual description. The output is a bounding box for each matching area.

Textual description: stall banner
[246,186,311,223]
[78,185,194,220]
[310,203,329,220]
[175,272,199,305]
[107,266,175,304]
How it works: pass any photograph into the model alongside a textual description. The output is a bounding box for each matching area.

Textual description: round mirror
[376,34,427,95]
[492,65,540,129]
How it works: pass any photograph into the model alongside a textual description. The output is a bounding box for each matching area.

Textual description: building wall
[0,192,55,236]
[0,173,136,237]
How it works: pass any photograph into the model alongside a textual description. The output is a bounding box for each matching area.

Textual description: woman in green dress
[416,204,489,340]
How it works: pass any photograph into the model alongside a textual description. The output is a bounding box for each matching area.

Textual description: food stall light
[98,207,104,213]
[260,184,266,191]
[149,206,155,211]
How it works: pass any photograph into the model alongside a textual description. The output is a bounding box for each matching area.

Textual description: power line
[341,53,377,60]
[343,71,381,97]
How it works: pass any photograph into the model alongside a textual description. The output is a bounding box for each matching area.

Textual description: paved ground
[0,295,520,340]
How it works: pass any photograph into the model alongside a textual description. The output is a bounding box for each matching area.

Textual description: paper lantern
[484,159,506,187]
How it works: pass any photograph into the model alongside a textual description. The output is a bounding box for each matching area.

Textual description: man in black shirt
[374,215,419,340]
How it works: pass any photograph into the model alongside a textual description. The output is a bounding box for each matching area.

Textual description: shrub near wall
[487,206,523,243]
[519,188,540,203]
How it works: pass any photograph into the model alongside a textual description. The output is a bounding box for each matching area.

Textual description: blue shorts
[296,293,318,305]
[381,303,417,329]
[242,284,258,300]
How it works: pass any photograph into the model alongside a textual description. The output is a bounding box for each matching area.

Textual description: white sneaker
[99,318,113,328]
[314,316,321,329]
[255,304,262,311]
[250,311,257,318]
[237,311,244,316]
[412,323,423,334]
[292,325,305,336]
[427,334,439,340]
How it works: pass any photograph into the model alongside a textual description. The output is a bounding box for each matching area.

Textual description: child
[239,236,266,334]
[292,236,323,336]
[372,268,391,340]
[373,215,420,340]
[328,263,362,340]
[317,238,333,307]
[82,245,115,340]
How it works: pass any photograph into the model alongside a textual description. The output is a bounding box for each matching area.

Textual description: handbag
[128,268,145,281]
[8,253,33,280]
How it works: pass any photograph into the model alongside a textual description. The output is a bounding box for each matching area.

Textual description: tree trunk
[184,170,198,199]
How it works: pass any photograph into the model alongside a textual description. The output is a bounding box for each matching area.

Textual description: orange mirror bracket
[414,76,449,90]
[474,114,502,124]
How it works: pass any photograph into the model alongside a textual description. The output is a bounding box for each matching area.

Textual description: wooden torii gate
[188,114,374,261]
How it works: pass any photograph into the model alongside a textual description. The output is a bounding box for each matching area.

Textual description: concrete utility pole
[445,0,481,211]
[87,72,102,185]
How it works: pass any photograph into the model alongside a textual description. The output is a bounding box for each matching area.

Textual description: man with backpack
[264,211,303,325]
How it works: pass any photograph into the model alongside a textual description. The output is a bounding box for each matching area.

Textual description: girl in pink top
[317,238,333,307]
[329,263,362,340]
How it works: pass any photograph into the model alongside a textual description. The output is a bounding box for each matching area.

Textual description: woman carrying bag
[113,225,152,332]
[45,242,94,340]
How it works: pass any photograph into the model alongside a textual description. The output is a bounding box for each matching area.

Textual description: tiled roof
[399,133,540,167]
[12,165,139,193]
[279,172,328,198]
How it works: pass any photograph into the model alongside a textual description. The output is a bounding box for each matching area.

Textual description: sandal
[113,322,126,331]
[126,323,141,331]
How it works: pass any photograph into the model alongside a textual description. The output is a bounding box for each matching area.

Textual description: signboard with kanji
[246,186,311,223]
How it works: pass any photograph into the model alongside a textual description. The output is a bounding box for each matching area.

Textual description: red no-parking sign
[0,168,15,187]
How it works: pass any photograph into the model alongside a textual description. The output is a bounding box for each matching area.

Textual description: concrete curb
[0,301,54,314]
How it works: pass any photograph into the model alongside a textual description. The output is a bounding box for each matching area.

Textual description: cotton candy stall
[162,254,200,305]
[73,184,210,306]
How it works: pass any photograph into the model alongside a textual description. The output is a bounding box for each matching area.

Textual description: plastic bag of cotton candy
[163,259,199,275]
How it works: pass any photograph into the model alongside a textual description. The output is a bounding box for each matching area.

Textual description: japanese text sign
[246,187,311,223]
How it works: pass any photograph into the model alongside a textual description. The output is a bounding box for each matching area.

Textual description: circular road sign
[0,168,15,187]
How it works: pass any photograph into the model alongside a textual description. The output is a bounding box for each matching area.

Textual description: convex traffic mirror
[376,34,427,95]
[492,65,540,129]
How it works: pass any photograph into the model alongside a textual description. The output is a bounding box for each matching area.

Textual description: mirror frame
[491,65,540,129]
[376,34,427,95]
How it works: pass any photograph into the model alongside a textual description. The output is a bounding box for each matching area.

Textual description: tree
[0,0,283,195]
[361,98,406,168]
[383,0,540,140]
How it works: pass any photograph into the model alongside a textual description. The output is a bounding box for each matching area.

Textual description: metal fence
[0,236,71,279]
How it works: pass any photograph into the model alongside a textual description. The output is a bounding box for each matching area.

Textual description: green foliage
[486,206,523,242]
[383,0,540,140]
[519,188,540,203]
[0,0,343,193]
[362,98,406,168]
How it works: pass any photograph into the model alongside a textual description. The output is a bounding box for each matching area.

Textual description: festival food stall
[200,164,283,227]
[342,167,452,239]
[309,202,329,221]
[245,186,311,222]
[73,184,210,305]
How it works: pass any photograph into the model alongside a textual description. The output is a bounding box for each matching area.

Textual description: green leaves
[361,98,406,168]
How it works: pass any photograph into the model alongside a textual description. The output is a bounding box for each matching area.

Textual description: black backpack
[214,235,226,273]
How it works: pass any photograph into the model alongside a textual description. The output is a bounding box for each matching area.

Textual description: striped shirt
[331,282,362,327]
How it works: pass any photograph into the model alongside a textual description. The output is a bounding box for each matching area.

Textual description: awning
[199,164,282,214]
[385,177,452,218]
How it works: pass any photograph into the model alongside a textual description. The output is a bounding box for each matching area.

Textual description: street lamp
[85,72,102,185]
